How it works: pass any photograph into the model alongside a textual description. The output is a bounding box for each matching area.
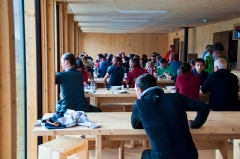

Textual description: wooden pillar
[62,2,68,53]
[68,14,75,54]
[0,1,17,159]
[24,0,38,158]
[57,3,64,59]
[74,22,79,56]
[78,27,82,54]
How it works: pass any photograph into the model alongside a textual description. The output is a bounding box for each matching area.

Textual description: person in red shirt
[164,45,177,62]
[76,59,91,85]
[126,58,148,88]
[175,63,201,100]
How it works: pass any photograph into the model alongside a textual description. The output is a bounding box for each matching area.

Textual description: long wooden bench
[38,136,88,159]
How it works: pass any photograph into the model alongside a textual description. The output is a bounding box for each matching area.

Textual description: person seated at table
[192,58,209,85]
[145,61,157,76]
[201,58,239,111]
[157,58,174,79]
[140,58,146,68]
[126,58,148,88]
[76,59,92,85]
[189,59,195,71]
[121,56,130,73]
[170,54,182,76]
[80,56,94,77]
[204,42,231,74]
[142,54,148,64]
[154,55,162,67]
[56,53,101,113]
[121,52,126,58]
[98,54,113,78]
[131,74,209,159]
[103,56,124,88]
[164,45,177,62]
[175,63,201,100]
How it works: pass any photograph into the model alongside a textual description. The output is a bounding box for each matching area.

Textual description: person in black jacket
[132,74,210,159]
[201,58,239,111]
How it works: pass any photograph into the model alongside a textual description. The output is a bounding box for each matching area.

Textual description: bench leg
[38,145,53,159]
[119,141,124,159]
[215,140,228,159]
[96,135,102,159]
[233,139,240,159]
[67,140,89,159]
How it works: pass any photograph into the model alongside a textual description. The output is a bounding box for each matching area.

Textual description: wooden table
[93,78,174,88]
[33,112,240,159]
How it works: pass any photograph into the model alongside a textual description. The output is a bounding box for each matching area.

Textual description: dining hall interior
[1,0,240,159]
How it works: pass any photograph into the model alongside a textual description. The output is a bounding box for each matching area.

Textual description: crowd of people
[55,41,239,159]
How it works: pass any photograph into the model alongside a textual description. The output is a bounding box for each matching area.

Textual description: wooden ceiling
[66,0,240,33]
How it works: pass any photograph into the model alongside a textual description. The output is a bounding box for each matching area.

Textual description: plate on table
[112,90,128,94]
[165,86,176,93]
[111,86,122,90]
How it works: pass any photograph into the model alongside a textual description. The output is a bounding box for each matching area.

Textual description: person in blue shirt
[192,58,209,85]
[98,54,113,77]
[103,56,124,88]
[56,53,101,113]
[170,54,182,76]
[202,45,213,60]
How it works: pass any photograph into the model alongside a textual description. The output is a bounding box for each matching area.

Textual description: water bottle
[148,67,152,75]
[93,65,98,79]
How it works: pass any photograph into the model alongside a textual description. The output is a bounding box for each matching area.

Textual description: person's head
[134,55,140,60]
[213,42,224,58]
[97,54,103,61]
[194,58,205,73]
[169,45,174,51]
[117,53,122,58]
[173,54,179,61]
[177,63,191,75]
[142,54,147,59]
[61,52,77,71]
[135,74,157,99]
[156,55,162,62]
[128,54,135,59]
[169,53,174,62]
[129,58,140,68]
[159,58,167,68]
[102,52,108,58]
[101,56,106,62]
[112,56,122,66]
[206,45,213,52]
[151,56,156,63]
[123,56,129,63]
[189,59,195,70]
[140,58,145,66]
[214,58,227,72]
[152,52,157,57]
[107,54,113,61]
[76,59,83,69]
[145,61,154,69]
[121,52,125,58]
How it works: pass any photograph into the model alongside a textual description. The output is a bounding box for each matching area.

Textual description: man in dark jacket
[201,58,239,111]
[132,74,210,159]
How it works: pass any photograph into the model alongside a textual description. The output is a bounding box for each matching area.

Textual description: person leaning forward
[131,74,210,159]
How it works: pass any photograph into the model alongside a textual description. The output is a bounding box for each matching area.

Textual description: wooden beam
[74,22,79,56]
[68,14,75,54]
[24,0,38,158]
[78,27,82,54]
[62,2,68,53]
[0,1,17,159]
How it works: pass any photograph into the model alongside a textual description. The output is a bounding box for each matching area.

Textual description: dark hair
[134,55,140,60]
[97,54,104,59]
[170,45,174,47]
[142,54,147,58]
[173,54,179,61]
[152,52,157,57]
[62,52,78,69]
[189,59,195,65]
[194,58,205,65]
[107,54,113,61]
[76,59,83,68]
[135,74,157,91]
[177,63,191,75]
[123,56,129,62]
[128,54,135,59]
[213,42,224,52]
[159,58,167,64]
[206,44,213,49]
[130,58,140,67]
[115,56,122,63]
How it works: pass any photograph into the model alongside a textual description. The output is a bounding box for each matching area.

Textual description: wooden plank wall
[168,18,240,69]
[0,1,17,159]
[80,33,169,61]
[67,14,75,54]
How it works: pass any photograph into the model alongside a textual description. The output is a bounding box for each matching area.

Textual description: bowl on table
[111,86,122,90]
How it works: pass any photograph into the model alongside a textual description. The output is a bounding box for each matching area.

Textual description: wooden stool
[38,136,88,159]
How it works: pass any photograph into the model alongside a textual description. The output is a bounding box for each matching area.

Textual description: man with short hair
[157,58,174,79]
[132,74,209,159]
[170,54,182,76]
[164,45,177,62]
[192,58,209,85]
[98,54,113,78]
[103,56,124,87]
[121,56,130,73]
[201,58,239,111]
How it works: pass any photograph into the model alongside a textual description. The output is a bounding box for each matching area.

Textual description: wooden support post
[78,28,82,53]
[74,22,79,56]
[68,14,75,54]
[24,0,38,158]
[0,1,17,159]
[62,2,68,53]
[96,135,102,159]
[215,140,228,159]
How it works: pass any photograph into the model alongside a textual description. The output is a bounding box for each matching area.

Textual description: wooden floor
[89,140,233,159]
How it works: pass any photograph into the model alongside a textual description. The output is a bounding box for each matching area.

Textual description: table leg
[95,135,102,159]
[90,97,98,106]
[119,141,124,159]
[215,140,228,159]
[233,139,240,159]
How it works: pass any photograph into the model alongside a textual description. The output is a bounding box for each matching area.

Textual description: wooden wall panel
[67,14,74,54]
[62,2,68,53]
[80,33,169,61]
[24,0,38,158]
[0,1,17,159]
[78,28,82,55]
[74,22,79,56]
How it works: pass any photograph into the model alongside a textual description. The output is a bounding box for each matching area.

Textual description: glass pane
[13,0,26,158]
